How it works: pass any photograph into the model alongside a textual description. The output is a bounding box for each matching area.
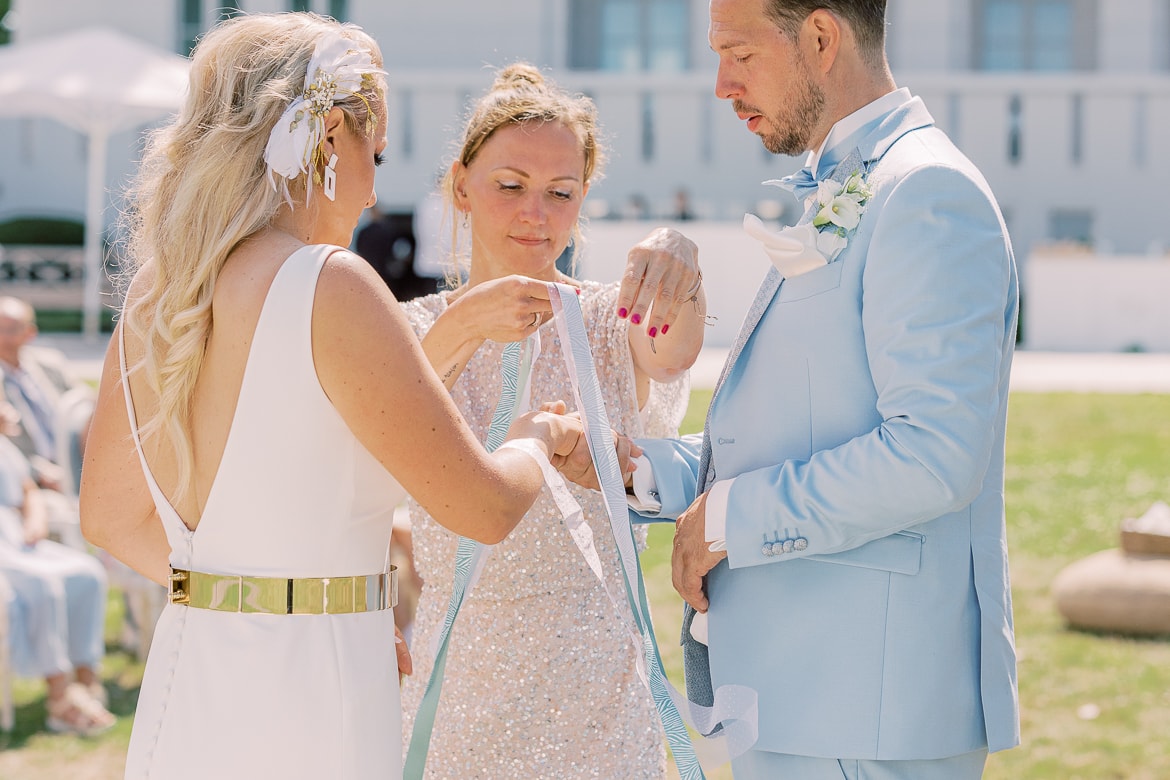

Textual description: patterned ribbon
[404,284,758,779]
[402,339,534,779]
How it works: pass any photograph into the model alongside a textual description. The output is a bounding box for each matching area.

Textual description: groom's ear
[804,9,842,74]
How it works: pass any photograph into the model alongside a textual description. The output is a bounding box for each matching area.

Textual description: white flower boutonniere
[750,161,874,279]
[809,170,872,262]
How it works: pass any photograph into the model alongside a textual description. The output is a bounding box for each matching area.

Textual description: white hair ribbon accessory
[263,30,384,205]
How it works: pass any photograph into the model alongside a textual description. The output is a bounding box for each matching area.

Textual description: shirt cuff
[704,478,734,553]
[626,454,661,513]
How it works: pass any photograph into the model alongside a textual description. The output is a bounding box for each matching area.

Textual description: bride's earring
[461,211,469,230]
[323,154,339,202]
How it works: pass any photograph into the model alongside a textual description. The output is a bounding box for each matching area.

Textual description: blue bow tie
[772,165,821,201]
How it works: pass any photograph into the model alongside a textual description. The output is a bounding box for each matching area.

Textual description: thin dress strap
[118,322,194,549]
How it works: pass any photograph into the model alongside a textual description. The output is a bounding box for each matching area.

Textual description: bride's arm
[314,252,579,544]
[80,322,173,586]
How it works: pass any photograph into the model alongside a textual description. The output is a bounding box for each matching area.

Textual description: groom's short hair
[763,1,888,67]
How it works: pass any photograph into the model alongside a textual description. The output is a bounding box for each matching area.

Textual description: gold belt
[168,566,397,615]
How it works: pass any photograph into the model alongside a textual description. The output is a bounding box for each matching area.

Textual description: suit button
[706,465,716,483]
[793,537,808,552]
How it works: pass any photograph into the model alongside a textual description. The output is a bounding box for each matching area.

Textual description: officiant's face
[710,0,826,156]
[454,121,589,282]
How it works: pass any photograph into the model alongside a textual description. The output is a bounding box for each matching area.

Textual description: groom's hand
[672,491,727,613]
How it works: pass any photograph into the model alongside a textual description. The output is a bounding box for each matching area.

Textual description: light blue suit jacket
[636,95,1020,760]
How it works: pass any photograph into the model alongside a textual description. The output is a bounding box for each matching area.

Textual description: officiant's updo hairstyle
[119,12,385,498]
[442,63,605,274]
[764,1,887,68]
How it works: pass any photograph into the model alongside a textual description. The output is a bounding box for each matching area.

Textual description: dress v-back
[123,245,405,779]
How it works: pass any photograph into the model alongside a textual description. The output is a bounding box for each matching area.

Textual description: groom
[619,1,1020,777]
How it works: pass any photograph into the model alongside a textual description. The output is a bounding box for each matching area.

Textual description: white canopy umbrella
[0,27,190,338]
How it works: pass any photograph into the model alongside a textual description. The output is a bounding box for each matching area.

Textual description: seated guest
[0,402,113,735]
[0,296,91,492]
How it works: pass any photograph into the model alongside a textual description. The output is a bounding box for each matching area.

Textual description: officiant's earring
[323,154,339,202]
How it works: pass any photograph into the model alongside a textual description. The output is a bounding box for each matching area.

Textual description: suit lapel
[698,99,937,492]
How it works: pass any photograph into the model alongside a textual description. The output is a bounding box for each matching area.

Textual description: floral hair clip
[263,29,385,205]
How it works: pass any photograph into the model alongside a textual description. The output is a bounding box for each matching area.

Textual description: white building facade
[2,0,1170,267]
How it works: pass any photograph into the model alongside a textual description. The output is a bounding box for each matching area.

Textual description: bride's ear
[322,106,347,159]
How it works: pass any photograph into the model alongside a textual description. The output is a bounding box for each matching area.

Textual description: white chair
[0,571,15,731]
[53,385,96,499]
[44,386,95,551]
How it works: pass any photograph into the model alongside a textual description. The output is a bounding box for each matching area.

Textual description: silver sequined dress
[399,280,687,779]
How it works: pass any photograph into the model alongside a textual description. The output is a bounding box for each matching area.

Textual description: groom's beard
[737,56,826,157]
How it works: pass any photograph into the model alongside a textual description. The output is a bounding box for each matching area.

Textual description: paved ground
[35,332,1170,393]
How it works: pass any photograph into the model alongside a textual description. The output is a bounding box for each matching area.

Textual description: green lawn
[3,392,1169,779]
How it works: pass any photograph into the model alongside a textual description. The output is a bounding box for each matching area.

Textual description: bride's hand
[509,401,583,461]
[533,402,641,491]
[395,625,412,677]
[446,274,559,343]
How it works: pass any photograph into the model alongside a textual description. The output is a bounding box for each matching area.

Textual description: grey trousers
[730,748,989,780]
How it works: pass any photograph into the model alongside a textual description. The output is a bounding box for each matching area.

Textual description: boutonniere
[749,159,874,279]
[809,170,872,262]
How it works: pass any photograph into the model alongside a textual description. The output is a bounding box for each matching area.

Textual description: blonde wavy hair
[119,12,386,501]
[443,62,605,282]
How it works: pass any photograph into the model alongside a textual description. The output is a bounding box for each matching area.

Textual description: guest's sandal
[46,683,116,737]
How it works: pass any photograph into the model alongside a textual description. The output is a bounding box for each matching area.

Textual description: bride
[79,12,582,779]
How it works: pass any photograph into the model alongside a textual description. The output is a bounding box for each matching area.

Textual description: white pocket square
[743,213,833,279]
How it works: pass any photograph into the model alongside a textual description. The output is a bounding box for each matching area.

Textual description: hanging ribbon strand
[403,283,758,780]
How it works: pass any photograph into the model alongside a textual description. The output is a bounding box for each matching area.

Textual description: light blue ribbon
[404,284,756,779]
[402,340,530,780]
[545,284,709,779]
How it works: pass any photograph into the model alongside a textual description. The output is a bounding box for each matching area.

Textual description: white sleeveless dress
[123,245,405,779]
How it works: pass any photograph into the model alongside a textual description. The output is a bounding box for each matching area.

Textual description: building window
[1133,94,1147,166]
[181,0,203,55]
[329,0,348,20]
[1049,209,1093,246]
[1069,93,1083,165]
[1007,94,1023,165]
[568,0,690,72]
[974,0,1097,71]
[219,0,242,19]
[290,0,312,11]
[641,93,655,161]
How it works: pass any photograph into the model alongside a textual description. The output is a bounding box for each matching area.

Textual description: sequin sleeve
[397,292,445,341]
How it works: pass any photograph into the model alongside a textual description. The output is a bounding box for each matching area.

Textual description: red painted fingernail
[648,326,658,338]
[618,307,628,318]
[630,313,642,325]
[660,323,669,334]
